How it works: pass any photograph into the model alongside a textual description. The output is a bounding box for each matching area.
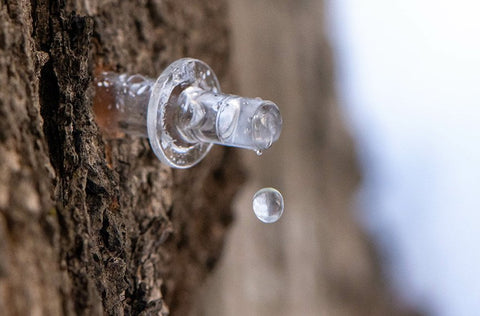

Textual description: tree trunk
[0,1,422,316]
[0,1,243,315]
[194,1,422,315]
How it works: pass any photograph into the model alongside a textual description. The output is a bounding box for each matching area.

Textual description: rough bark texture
[0,1,243,315]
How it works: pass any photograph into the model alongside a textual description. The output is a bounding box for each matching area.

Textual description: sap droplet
[252,187,284,223]
[255,149,263,156]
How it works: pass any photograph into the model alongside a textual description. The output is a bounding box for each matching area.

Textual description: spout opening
[251,102,282,150]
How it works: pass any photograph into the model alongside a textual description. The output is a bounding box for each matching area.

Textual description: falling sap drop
[255,149,263,156]
[252,187,284,223]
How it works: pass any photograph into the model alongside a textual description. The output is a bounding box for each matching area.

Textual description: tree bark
[0,1,243,315]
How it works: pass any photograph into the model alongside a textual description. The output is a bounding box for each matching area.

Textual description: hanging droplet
[255,149,263,156]
[252,187,284,223]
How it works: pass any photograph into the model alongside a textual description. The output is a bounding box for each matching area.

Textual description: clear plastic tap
[93,58,282,168]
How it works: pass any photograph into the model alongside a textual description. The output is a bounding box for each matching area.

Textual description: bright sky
[327,1,480,315]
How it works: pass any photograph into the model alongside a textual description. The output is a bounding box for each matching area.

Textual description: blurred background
[194,0,480,315]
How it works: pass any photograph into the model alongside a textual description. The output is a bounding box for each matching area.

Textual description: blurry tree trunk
[194,1,421,316]
[0,0,243,315]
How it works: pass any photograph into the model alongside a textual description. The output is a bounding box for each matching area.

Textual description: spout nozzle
[176,88,282,153]
[251,102,282,151]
